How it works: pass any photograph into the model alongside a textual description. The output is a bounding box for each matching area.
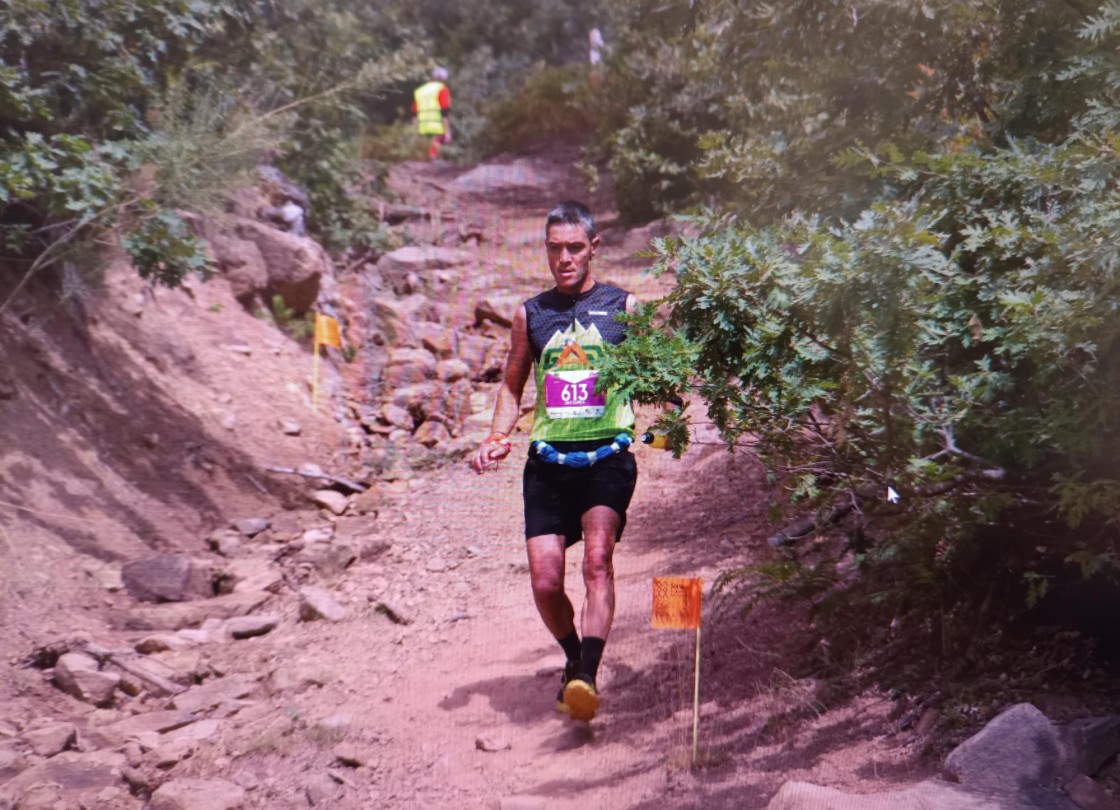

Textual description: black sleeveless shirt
[524,282,630,361]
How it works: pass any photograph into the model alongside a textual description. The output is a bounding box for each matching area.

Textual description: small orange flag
[315,313,341,349]
[651,577,702,629]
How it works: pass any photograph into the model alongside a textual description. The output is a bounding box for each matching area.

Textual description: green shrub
[598,9,1120,652]
[477,66,599,156]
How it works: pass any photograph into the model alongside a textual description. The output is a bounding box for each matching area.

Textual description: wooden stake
[311,338,321,411]
[692,622,701,766]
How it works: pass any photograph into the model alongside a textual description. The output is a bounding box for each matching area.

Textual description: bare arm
[471,305,533,474]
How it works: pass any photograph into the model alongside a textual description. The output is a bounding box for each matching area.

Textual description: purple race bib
[544,370,606,419]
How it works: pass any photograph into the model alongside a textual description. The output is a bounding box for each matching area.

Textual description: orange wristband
[484,432,511,446]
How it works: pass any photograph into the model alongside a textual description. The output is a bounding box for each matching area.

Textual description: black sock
[557,630,582,664]
[581,636,606,682]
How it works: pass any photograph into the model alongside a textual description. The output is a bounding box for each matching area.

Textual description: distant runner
[471,201,638,722]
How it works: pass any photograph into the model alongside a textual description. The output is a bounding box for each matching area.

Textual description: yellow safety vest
[414,81,447,135]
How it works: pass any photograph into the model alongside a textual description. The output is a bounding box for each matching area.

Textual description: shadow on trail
[439,672,559,726]
[528,761,661,800]
[629,783,771,810]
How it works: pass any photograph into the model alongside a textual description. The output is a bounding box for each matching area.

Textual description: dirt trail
[203,158,930,809]
[0,152,934,809]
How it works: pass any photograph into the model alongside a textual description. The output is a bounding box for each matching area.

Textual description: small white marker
[886,486,900,504]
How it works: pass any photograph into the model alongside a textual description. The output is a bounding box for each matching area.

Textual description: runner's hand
[471,434,511,474]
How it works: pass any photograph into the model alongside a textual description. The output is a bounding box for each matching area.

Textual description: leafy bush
[599,6,1120,659]
[1,0,426,310]
[476,66,599,156]
[597,0,1092,223]
[121,208,208,287]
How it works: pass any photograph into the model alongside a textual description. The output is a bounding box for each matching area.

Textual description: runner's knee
[582,547,614,588]
[531,569,564,598]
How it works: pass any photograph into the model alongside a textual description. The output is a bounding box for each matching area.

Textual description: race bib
[544,369,606,419]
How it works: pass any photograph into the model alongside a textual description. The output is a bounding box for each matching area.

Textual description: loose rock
[224,615,280,639]
[299,586,347,623]
[475,736,511,753]
[136,634,188,654]
[333,742,367,767]
[23,723,77,758]
[0,745,27,780]
[100,711,196,744]
[311,489,350,515]
[207,530,243,557]
[301,527,335,544]
[230,518,270,537]
[54,652,120,706]
[125,590,271,631]
[304,773,340,806]
[148,778,247,810]
[170,674,258,714]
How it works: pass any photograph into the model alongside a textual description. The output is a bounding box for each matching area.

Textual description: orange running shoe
[563,676,599,722]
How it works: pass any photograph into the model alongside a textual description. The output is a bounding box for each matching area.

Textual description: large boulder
[122,554,215,603]
[207,233,268,305]
[943,703,1072,792]
[236,219,330,313]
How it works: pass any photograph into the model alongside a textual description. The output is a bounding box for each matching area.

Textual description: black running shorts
[522,440,638,547]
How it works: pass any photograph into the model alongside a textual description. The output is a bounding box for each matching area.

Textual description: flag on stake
[652,576,703,766]
[311,313,341,411]
[651,576,702,629]
[315,313,341,349]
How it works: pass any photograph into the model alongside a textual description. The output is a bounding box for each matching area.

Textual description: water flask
[640,432,671,450]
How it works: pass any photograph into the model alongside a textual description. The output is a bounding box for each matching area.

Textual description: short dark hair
[545,200,596,241]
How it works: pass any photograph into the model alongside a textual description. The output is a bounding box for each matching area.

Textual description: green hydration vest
[525,283,635,444]
[414,81,447,135]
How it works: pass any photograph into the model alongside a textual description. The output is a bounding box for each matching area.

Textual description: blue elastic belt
[531,433,633,468]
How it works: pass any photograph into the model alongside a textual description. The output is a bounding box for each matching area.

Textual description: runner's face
[546,223,599,295]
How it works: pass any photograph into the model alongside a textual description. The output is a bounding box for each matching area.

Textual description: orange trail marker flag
[311,313,342,411]
[315,313,341,349]
[651,577,702,629]
[652,577,703,765]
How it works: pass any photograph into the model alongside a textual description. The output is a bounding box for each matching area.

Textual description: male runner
[471,200,638,722]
